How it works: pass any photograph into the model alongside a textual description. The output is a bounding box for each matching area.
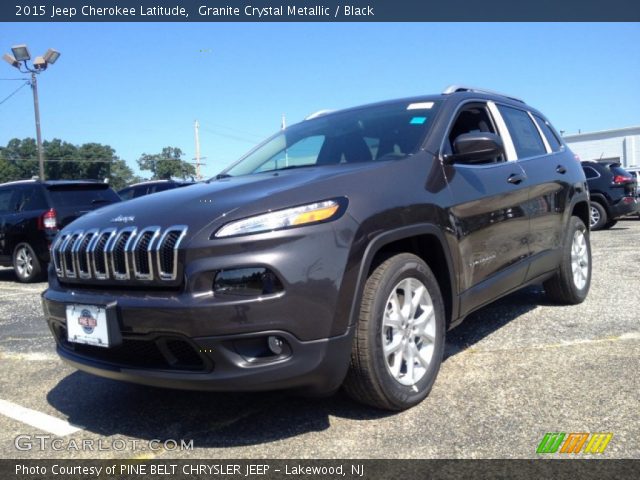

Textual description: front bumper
[43,294,353,394]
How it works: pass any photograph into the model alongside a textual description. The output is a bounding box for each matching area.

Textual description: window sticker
[410,116,427,125]
[407,102,434,110]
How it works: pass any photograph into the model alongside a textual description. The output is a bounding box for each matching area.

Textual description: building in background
[564,126,640,168]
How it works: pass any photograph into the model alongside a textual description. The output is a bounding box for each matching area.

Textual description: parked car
[581,161,638,229]
[0,179,121,282]
[43,86,592,410]
[624,166,640,218]
[117,179,195,200]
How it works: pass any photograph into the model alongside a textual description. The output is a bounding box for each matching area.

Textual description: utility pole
[281,113,286,130]
[192,120,207,180]
[3,44,61,181]
[194,120,201,180]
[30,72,45,180]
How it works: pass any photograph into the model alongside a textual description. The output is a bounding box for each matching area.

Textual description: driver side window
[446,104,504,164]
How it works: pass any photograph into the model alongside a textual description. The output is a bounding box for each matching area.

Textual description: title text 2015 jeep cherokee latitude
[42,86,592,410]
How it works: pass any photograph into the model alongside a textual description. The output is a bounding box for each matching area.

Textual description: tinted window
[17,186,48,212]
[0,187,15,213]
[533,114,562,152]
[118,187,135,200]
[255,136,326,172]
[582,166,599,179]
[153,183,175,193]
[498,105,546,159]
[47,185,120,207]
[224,100,441,177]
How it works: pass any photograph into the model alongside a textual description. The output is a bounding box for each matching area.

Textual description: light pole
[3,44,61,180]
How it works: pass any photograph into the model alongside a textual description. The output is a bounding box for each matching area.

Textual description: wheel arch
[349,224,458,329]
[571,200,590,230]
[588,193,611,215]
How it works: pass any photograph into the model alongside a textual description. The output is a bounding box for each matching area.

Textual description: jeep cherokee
[42,86,592,410]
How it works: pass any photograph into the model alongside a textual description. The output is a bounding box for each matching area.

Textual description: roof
[564,125,640,142]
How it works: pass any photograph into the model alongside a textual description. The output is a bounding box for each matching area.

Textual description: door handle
[556,165,567,174]
[507,173,525,185]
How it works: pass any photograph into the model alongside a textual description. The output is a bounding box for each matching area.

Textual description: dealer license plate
[66,304,110,348]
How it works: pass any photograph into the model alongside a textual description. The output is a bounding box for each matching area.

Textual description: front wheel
[343,253,445,411]
[543,217,591,304]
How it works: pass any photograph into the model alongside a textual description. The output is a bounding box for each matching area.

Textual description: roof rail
[442,85,524,103]
[305,109,334,120]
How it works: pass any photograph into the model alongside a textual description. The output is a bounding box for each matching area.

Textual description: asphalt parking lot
[0,219,638,460]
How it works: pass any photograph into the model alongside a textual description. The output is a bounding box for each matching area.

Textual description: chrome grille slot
[74,230,96,279]
[133,227,160,280]
[91,229,116,279]
[155,226,188,281]
[51,234,68,277]
[62,232,82,278]
[109,227,136,280]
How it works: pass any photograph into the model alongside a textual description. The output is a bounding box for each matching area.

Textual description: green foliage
[137,147,195,180]
[0,137,141,190]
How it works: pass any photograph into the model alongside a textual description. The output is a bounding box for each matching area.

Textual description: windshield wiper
[271,164,316,172]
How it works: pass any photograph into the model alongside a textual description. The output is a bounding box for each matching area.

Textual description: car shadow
[444,284,544,358]
[0,267,19,283]
[46,285,549,448]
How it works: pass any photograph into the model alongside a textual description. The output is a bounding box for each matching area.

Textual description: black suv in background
[43,86,592,411]
[117,179,195,200]
[0,180,120,282]
[581,161,638,230]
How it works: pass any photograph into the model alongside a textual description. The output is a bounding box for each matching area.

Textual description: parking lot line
[0,399,81,436]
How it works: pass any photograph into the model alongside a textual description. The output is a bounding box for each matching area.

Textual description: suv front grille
[52,225,187,283]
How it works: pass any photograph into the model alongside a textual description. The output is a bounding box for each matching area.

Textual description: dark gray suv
[42,86,591,410]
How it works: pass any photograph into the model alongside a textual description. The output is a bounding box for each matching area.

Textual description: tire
[12,242,43,283]
[343,253,445,411]
[602,220,618,229]
[543,217,591,305]
[589,202,607,231]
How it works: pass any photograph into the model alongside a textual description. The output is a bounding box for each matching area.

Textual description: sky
[0,22,639,178]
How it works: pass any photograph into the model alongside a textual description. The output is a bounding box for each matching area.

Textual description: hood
[61,162,392,239]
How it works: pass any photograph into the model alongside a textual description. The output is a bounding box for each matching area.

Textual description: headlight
[214,199,344,238]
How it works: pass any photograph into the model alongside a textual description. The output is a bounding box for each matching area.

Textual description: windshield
[223,99,441,177]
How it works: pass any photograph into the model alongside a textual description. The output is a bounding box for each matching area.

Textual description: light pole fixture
[3,44,61,180]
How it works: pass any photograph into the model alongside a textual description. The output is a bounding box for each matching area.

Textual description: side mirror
[443,132,505,165]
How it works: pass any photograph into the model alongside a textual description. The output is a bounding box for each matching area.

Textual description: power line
[0,81,30,107]
[0,78,29,81]
[199,126,259,144]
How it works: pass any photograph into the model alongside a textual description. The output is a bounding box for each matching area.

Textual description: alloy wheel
[382,277,436,386]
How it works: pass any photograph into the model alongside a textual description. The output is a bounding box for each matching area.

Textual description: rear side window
[0,187,15,213]
[497,105,546,159]
[152,183,175,193]
[17,186,48,212]
[582,166,600,179]
[532,114,562,152]
[47,185,120,207]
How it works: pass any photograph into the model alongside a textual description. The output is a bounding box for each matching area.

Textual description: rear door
[45,183,121,227]
[442,101,531,316]
[496,106,576,281]
[0,186,18,261]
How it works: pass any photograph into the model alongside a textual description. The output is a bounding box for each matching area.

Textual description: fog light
[213,267,283,297]
[268,336,284,355]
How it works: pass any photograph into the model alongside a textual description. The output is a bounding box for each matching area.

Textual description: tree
[0,137,140,189]
[137,147,195,180]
